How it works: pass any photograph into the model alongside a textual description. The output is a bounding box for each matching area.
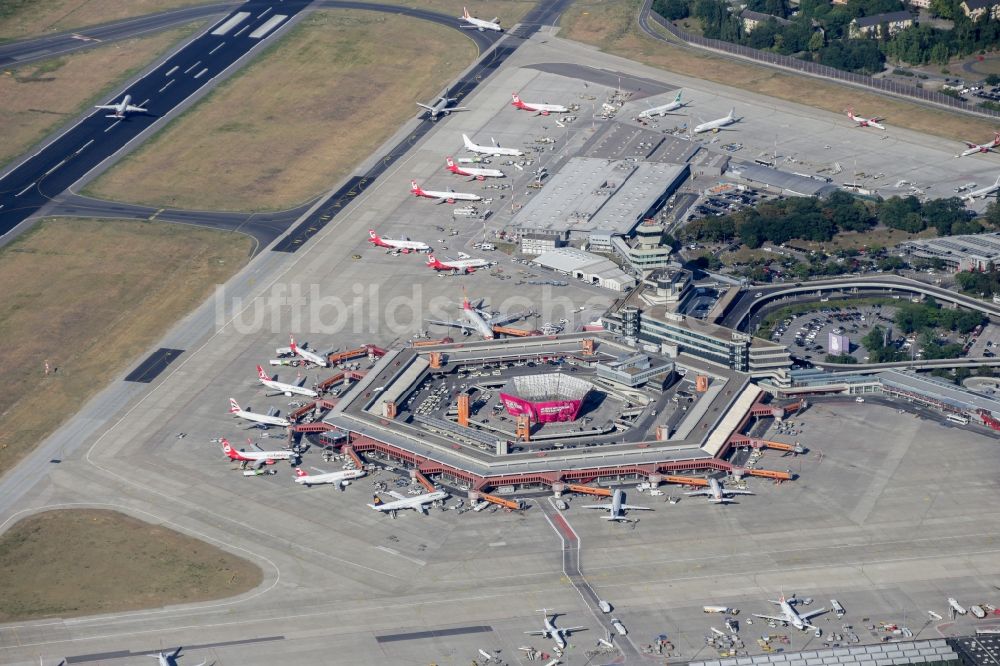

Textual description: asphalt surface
[0,2,240,68]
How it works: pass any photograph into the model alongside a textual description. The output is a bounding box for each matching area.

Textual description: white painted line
[0,205,5,211]
[44,159,66,176]
[208,41,225,55]
[183,60,201,74]
[374,546,425,566]
[15,183,35,197]
[193,68,208,80]
[248,14,286,39]
[75,139,94,155]
[234,24,250,37]
[139,99,150,107]
[257,7,272,19]
[158,79,174,93]
[103,120,121,133]
[164,65,178,77]
[210,11,250,36]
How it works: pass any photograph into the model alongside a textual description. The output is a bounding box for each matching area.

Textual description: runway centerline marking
[15,183,35,197]
[164,65,178,77]
[44,159,66,176]
[75,139,94,154]
[183,60,201,74]
[103,120,121,133]
[209,41,225,55]
[158,79,174,93]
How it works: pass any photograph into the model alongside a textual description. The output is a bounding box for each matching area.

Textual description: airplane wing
[426,318,473,331]
[580,504,612,510]
[685,489,712,496]
[125,104,147,113]
[524,630,546,636]
[620,504,653,511]
[416,103,435,111]
[387,490,407,500]
[753,614,788,622]
[266,406,279,417]
[487,310,530,326]
[94,104,117,110]
[801,608,827,620]
[562,626,586,632]
[726,489,754,496]
[965,141,979,148]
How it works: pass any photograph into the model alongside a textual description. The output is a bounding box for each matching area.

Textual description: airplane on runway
[684,477,754,504]
[847,108,885,130]
[286,334,329,367]
[410,180,482,204]
[958,132,1000,157]
[638,90,686,118]
[426,254,494,274]
[417,95,468,120]
[229,398,290,428]
[294,466,366,488]
[256,365,318,398]
[510,92,569,116]
[694,109,739,133]
[147,648,206,666]
[753,594,826,630]
[462,133,524,157]
[221,438,297,467]
[459,6,502,32]
[95,94,147,119]
[368,229,431,252]
[525,609,586,650]
[426,295,529,338]
[368,489,450,515]
[964,175,1000,202]
[581,489,652,522]
[446,156,505,180]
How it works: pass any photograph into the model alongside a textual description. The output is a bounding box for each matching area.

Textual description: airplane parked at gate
[958,132,1000,157]
[368,229,430,252]
[368,489,450,515]
[417,95,468,120]
[410,180,482,204]
[847,108,885,130]
[694,109,739,133]
[446,156,505,180]
[426,295,530,338]
[221,438,297,467]
[462,133,524,157]
[581,489,652,522]
[229,398,290,428]
[525,609,586,650]
[685,477,754,504]
[294,466,366,488]
[459,6,502,32]
[510,92,569,116]
[426,254,494,274]
[277,335,329,367]
[256,365,317,398]
[753,594,826,630]
[638,90,686,118]
[95,94,147,119]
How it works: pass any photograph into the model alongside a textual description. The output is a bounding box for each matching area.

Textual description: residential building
[960,0,1000,20]
[740,9,792,33]
[848,11,915,38]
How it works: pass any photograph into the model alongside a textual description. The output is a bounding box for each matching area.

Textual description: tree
[930,0,957,19]
[808,29,826,51]
[825,353,858,363]
[654,0,690,20]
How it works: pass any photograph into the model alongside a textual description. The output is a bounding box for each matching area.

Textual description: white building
[532,247,637,292]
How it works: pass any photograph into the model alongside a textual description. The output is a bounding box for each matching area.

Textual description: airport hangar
[285,331,804,503]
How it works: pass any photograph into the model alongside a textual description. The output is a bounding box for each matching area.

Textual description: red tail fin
[295,467,308,477]
[289,334,298,352]
[221,439,237,458]
[410,180,422,195]
[229,398,241,413]
[256,365,268,381]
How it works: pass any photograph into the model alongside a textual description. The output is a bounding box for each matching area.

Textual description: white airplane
[638,90,686,118]
[948,597,968,615]
[426,254,493,274]
[753,595,826,630]
[368,489,450,515]
[221,438,296,467]
[417,95,468,120]
[964,175,1000,201]
[958,132,1000,157]
[510,92,569,116]
[459,6,502,32]
[846,108,885,130]
[685,477,754,504]
[95,94,147,119]
[294,466,366,488]
[694,109,739,134]
[410,179,482,204]
[525,609,586,650]
[446,156,505,180]
[286,334,329,367]
[256,365,318,398]
[426,295,528,339]
[581,489,652,522]
[462,133,524,157]
[147,649,206,666]
[229,398,290,428]
[368,229,430,252]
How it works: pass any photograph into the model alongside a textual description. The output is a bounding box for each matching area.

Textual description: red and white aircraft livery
[459,6,502,32]
[410,180,481,204]
[847,108,885,130]
[958,132,1000,158]
[221,438,297,467]
[426,295,532,339]
[426,254,493,274]
[445,156,505,180]
[288,334,329,367]
[294,466,366,488]
[368,229,430,252]
[511,92,569,116]
[95,94,147,119]
[256,365,318,398]
[229,398,290,428]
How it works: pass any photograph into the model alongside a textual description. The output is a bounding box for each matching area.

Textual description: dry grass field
[560,0,998,141]
[0,22,203,168]
[0,0,214,40]
[0,218,251,477]
[0,509,262,621]
[85,10,478,211]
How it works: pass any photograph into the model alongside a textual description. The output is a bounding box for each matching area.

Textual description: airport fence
[638,0,1000,119]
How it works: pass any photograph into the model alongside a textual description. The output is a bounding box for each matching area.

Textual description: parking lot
[771,304,894,362]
